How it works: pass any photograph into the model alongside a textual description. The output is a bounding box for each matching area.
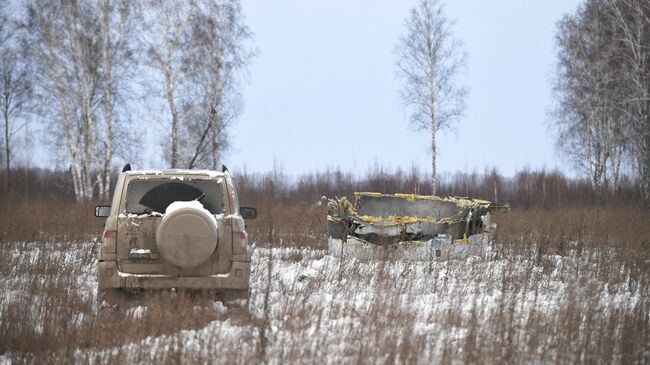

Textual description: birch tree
[1,2,31,196]
[552,0,650,200]
[1,35,31,194]
[607,0,650,201]
[395,0,468,195]
[137,1,192,168]
[180,0,254,169]
[139,0,254,170]
[29,1,100,200]
[552,1,620,194]
[28,0,133,201]
[97,0,135,200]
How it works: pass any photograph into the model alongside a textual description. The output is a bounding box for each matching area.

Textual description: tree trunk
[87,78,101,201]
[431,124,437,196]
[210,114,220,170]
[641,113,650,205]
[166,75,179,168]
[611,146,622,192]
[188,115,214,169]
[428,41,437,196]
[101,1,113,201]
[3,99,10,229]
[61,101,82,201]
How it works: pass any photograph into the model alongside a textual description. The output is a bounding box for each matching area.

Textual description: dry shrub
[0,241,256,363]
[493,207,650,279]
[1,199,103,243]
[1,196,649,363]
[244,199,326,249]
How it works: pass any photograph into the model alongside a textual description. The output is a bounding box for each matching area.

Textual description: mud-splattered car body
[94,168,256,301]
[327,192,508,260]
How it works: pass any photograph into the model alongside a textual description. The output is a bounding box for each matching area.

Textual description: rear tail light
[232,230,248,255]
[231,216,248,255]
[102,230,117,253]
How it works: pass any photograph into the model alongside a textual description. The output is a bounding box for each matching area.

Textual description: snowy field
[1,238,649,364]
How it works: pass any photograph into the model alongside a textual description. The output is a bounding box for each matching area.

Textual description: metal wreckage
[327,192,509,261]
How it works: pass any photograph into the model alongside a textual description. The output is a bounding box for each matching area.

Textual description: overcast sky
[208,0,582,177]
[24,0,582,177]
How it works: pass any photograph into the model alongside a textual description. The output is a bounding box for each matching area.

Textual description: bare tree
[552,0,649,200]
[1,35,31,193]
[395,0,468,195]
[1,1,31,226]
[180,0,254,169]
[138,0,254,170]
[137,0,192,168]
[607,0,650,201]
[28,0,133,201]
[97,0,135,199]
[29,1,101,200]
[0,0,18,48]
[552,1,619,194]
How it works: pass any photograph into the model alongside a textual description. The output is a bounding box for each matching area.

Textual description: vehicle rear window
[124,179,225,215]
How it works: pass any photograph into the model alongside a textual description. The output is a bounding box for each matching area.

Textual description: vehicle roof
[123,169,228,178]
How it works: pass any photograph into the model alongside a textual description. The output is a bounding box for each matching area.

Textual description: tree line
[1,0,649,203]
[552,0,650,201]
[0,165,642,210]
[393,0,650,202]
[3,0,470,202]
[0,0,254,201]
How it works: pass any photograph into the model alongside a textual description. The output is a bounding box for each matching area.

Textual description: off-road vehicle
[94,165,256,304]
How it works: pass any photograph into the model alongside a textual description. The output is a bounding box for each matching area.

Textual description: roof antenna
[222,164,228,172]
[122,163,131,172]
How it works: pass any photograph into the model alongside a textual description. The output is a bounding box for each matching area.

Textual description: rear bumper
[97,260,250,290]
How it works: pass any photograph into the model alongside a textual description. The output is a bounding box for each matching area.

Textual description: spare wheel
[156,205,218,268]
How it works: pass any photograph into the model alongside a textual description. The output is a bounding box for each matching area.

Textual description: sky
[217,0,583,178]
[21,0,583,177]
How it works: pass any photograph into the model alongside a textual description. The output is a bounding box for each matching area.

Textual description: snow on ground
[0,241,648,364]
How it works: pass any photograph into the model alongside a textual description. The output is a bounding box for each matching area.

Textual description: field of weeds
[1,208,649,364]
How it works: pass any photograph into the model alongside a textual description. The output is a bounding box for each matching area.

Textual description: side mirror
[240,207,257,219]
[94,205,111,218]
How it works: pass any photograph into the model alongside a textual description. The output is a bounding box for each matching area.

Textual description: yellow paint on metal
[353,192,493,209]
[356,192,382,198]
[340,197,356,215]
[357,215,436,225]
[438,216,458,224]
[393,193,417,202]
[453,234,469,244]
[342,192,508,229]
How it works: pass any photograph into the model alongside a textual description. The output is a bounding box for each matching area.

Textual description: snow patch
[212,301,228,314]
[127,305,147,319]
[130,248,151,255]
[166,200,207,215]
[164,201,218,227]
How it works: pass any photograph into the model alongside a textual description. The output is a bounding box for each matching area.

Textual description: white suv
[94,166,256,303]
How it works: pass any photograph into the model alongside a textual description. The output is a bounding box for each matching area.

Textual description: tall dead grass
[0,241,257,363]
[0,199,103,243]
[1,180,649,363]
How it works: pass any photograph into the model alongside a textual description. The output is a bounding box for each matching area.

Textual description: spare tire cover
[156,206,218,267]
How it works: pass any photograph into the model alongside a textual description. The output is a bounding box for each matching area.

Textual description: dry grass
[244,199,327,249]
[0,241,259,363]
[1,199,103,243]
[0,203,649,363]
